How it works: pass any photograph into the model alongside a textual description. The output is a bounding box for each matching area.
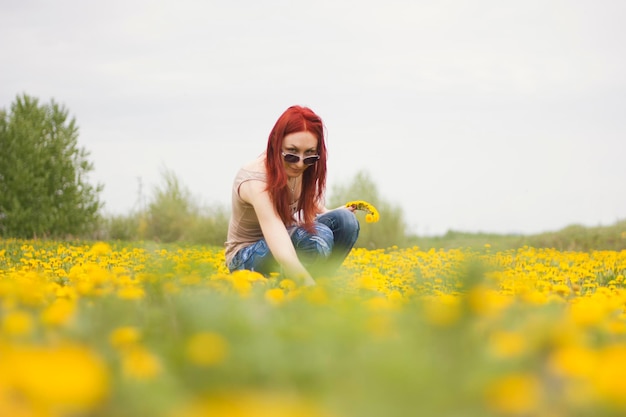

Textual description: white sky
[1,0,625,236]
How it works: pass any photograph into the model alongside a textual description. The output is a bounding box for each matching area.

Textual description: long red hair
[265,105,327,230]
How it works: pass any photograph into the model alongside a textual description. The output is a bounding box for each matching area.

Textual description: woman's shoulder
[241,154,265,172]
[234,156,267,184]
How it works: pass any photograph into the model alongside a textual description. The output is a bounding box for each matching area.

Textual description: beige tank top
[224,168,299,265]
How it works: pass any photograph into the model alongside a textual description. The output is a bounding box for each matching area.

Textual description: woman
[225,105,360,286]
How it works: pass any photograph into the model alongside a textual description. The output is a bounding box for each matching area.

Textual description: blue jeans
[228,208,360,277]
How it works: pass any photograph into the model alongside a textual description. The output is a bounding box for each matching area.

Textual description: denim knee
[337,208,360,235]
[291,223,334,264]
[317,208,360,247]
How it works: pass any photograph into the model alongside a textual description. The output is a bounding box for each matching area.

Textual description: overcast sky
[2,0,625,236]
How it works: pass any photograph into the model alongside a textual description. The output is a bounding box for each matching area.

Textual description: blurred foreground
[1,239,626,416]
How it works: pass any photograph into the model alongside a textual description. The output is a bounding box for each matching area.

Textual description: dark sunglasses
[281,152,320,166]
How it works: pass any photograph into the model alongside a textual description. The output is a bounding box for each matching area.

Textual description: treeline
[100,167,626,251]
[2,93,624,252]
[98,168,409,249]
[410,220,626,252]
[0,93,409,248]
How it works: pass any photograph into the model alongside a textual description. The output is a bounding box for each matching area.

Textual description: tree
[0,94,103,238]
[145,167,197,243]
[328,170,409,249]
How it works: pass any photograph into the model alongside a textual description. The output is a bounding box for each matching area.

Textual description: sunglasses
[281,152,320,166]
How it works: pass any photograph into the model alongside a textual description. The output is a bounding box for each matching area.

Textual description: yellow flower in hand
[345,200,380,223]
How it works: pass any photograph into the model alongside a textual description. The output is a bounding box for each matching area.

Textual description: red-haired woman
[224,105,360,286]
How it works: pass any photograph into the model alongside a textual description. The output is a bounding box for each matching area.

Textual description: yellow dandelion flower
[88,242,112,257]
[109,326,141,350]
[422,294,461,326]
[265,288,286,305]
[485,373,541,415]
[116,285,145,300]
[488,330,527,359]
[40,298,76,327]
[121,345,162,380]
[229,270,266,295]
[549,345,597,378]
[591,344,626,405]
[279,279,296,291]
[169,390,336,417]
[366,296,397,311]
[2,310,33,337]
[185,332,228,367]
[569,297,608,327]
[6,343,109,413]
[345,200,380,223]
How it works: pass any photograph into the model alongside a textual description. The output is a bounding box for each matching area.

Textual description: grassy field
[410,219,626,252]
[1,237,626,416]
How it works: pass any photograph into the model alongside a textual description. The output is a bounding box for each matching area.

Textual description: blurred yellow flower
[422,294,461,326]
[1,343,109,414]
[229,270,266,295]
[265,288,285,305]
[88,242,112,257]
[170,390,336,417]
[185,332,228,367]
[569,296,609,327]
[40,298,76,327]
[109,326,141,349]
[468,285,512,318]
[549,345,597,378]
[488,330,527,359]
[1,310,33,337]
[279,279,296,291]
[591,344,626,406]
[117,285,146,300]
[485,373,541,415]
[121,345,162,380]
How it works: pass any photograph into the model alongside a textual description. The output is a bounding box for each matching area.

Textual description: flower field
[1,239,626,417]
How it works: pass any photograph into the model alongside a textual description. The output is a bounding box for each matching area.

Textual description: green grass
[408,219,626,252]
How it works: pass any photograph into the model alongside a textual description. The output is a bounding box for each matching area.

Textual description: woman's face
[281,131,319,178]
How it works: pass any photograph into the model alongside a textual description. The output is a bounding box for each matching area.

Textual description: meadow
[2,238,626,417]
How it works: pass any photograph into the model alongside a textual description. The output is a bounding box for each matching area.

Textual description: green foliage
[184,204,229,245]
[328,170,409,249]
[144,167,197,243]
[409,220,626,252]
[102,212,144,242]
[0,94,103,238]
[99,169,229,246]
[525,220,626,251]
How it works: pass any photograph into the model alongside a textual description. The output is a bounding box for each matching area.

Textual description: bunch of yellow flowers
[345,200,380,223]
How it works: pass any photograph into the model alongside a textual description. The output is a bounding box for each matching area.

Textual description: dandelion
[488,330,528,359]
[169,390,336,417]
[485,373,541,415]
[109,326,141,350]
[549,344,597,378]
[116,285,146,300]
[88,242,112,258]
[185,332,228,367]
[2,343,109,414]
[120,345,162,380]
[345,200,380,223]
[591,344,626,406]
[279,278,296,291]
[40,298,76,327]
[265,288,286,305]
[422,294,461,326]
[1,310,33,336]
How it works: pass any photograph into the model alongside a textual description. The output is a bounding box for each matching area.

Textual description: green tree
[145,167,197,243]
[328,170,408,249]
[0,94,103,238]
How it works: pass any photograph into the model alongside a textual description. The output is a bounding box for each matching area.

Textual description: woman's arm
[240,180,315,286]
